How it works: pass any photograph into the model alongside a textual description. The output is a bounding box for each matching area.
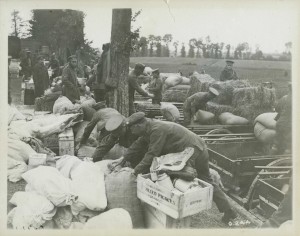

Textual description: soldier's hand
[75,143,81,154]
[148,93,154,98]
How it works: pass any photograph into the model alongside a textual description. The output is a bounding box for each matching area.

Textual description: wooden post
[108,8,132,116]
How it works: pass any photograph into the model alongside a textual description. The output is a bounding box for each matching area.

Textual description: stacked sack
[253,113,277,144]
[8,157,134,230]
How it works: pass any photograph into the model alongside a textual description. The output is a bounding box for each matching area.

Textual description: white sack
[8,191,56,229]
[22,166,77,207]
[70,162,107,211]
[8,138,37,163]
[7,158,28,182]
[56,155,82,178]
[254,112,277,130]
[84,208,132,229]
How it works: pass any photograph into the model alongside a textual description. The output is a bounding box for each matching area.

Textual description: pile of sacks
[7,156,145,229]
[7,104,83,182]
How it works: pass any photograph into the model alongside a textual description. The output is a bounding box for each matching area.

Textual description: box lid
[58,128,74,139]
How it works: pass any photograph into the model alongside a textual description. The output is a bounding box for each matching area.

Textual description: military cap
[68,55,77,61]
[208,87,219,96]
[125,112,146,126]
[135,63,146,71]
[152,68,160,74]
[105,115,125,132]
[226,60,234,65]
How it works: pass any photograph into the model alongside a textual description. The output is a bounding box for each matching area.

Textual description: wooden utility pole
[107,9,132,116]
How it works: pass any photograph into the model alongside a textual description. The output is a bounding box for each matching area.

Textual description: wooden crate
[137,174,213,219]
[58,128,74,156]
[142,202,192,228]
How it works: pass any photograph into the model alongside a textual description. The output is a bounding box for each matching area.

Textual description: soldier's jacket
[62,64,80,103]
[92,128,138,159]
[220,68,238,81]
[148,77,163,103]
[80,108,120,145]
[124,119,206,174]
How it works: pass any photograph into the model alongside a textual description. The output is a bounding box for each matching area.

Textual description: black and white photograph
[1,0,299,234]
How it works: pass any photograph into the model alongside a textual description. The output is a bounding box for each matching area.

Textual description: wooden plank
[226,194,263,226]
[254,166,292,169]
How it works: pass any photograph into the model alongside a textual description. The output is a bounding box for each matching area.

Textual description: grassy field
[130,57,292,98]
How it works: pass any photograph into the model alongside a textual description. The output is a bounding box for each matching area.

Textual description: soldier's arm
[134,128,167,175]
[128,76,149,97]
[92,134,119,162]
[79,114,102,145]
[124,136,149,168]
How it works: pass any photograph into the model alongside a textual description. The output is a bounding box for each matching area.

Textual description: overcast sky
[8,0,298,54]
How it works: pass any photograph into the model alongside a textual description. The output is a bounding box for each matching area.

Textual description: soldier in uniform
[148,68,163,105]
[220,60,238,81]
[183,87,219,126]
[61,55,81,103]
[111,112,238,224]
[89,114,138,162]
[128,63,154,115]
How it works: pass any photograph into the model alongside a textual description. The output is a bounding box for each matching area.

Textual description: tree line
[130,34,292,61]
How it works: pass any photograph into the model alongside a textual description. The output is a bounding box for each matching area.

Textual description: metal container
[173,178,198,192]
[156,173,174,190]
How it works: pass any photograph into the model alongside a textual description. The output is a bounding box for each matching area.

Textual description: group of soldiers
[10,48,292,226]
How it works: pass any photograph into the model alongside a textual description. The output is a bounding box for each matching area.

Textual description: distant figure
[94,43,111,102]
[20,50,32,80]
[32,55,50,98]
[148,68,163,105]
[48,53,60,82]
[220,60,238,81]
[61,55,80,103]
[128,63,154,115]
[183,87,219,126]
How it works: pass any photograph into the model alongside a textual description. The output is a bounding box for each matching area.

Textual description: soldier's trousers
[194,146,232,213]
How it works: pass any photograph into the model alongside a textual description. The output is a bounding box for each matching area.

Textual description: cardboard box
[142,202,192,228]
[58,128,74,156]
[137,174,213,219]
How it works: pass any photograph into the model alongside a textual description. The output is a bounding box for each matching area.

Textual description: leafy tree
[180,43,186,57]
[219,42,225,58]
[285,42,292,55]
[234,42,249,59]
[29,9,85,64]
[188,38,197,58]
[148,34,156,57]
[195,39,202,58]
[173,40,179,57]
[10,10,29,38]
[130,10,142,56]
[226,44,231,59]
[139,36,148,57]
[162,34,173,57]
[155,36,162,57]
